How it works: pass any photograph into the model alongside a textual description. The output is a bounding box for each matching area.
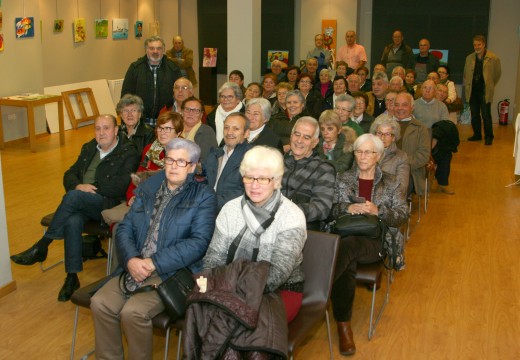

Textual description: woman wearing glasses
[203,145,307,323]
[207,82,245,144]
[91,138,218,359]
[116,94,155,155]
[296,72,323,119]
[330,134,408,356]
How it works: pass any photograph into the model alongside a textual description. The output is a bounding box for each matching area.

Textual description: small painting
[95,19,108,38]
[54,19,64,33]
[112,18,128,39]
[202,48,217,67]
[267,50,289,69]
[74,18,86,43]
[0,11,3,30]
[0,33,4,51]
[15,17,34,38]
[135,21,143,38]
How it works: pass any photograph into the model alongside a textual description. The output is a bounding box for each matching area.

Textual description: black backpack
[82,235,107,260]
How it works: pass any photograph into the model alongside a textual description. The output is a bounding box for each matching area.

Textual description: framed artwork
[74,18,86,43]
[15,17,34,38]
[0,34,4,51]
[135,21,143,38]
[321,19,337,54]
[112,18,128,39]
[202,48,217,67]
[54,19,64,33]
[0,11,3,30]
[95,19,108,38]
[267,50,289,69]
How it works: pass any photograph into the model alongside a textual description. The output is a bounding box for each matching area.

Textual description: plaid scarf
[141,139,165,169]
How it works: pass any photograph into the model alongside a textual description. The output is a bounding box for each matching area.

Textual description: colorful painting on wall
[54,19,64,33]
[412,48,449,66]
[267,50,289,69]
[112,19,128,39]
[135,21,143,38]
[202,48,217,67]
[0,34,4,52]
[95,19,108,38]
[74,18,86,43]
[321,19,337,55]
[0,11,3,30]
[15,17,34,38]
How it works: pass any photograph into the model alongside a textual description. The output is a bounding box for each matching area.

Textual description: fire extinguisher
[498,99,510,125]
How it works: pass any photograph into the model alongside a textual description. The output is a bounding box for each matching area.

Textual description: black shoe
[485,138,493,145]
[10,244,48,265]
[58,274,80,302]
[467,136,482,141]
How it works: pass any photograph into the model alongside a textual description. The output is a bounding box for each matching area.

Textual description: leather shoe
[58,274,80,302]
[467,136,482,141]
[439,185,455,195]
[485,138,493,145]
[337,321,356,356]
[10,244,48,265]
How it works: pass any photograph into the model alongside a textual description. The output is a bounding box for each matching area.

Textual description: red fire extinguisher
[498,99,510,125]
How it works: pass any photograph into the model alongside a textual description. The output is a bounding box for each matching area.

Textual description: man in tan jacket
[166,35,198,87]
[463,35,501,145]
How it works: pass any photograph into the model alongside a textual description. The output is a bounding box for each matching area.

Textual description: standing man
[380,30,414,78]
[307,34,333,73]
[336,30,368,72]
[166,35,197,87]
[122,36,181,128]
[464,35,501,145]
[205,113,251,210]
[10,115,140,301]
[414,39,440,84]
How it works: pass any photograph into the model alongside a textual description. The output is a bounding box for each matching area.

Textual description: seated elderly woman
[203,145,307,323]
[90,138,218,359]
[335,93,364,136]
[350,91,374,133]
[316,68,333,98]
[389,75,405,92]
[262,73,279,105]
[283,65,301,88]
[117,94,155,155]
[370,117,410,194]
[296,72,324,119]
[324,76,349,111]
[356,66,371,92]
[437,65,457,103]
[436,83,460,125]
[246,98,284,151]
[330,134,408,356]
[271,82,293,116]
[101,111,184,226]
[317,110,356,173]
[242,82,262,106]
[207,82,245,144]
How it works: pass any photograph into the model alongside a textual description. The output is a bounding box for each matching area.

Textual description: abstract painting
[54,19,64,33]
[15,17,34,38]
[95,19,108,38]
[74,18,86,43]
[112,18,128,39]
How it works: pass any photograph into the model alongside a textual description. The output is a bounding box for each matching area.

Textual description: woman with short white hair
[245,98,283,151]
[207,82,245,144]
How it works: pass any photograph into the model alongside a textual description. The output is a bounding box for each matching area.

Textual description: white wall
[0,157,13,288]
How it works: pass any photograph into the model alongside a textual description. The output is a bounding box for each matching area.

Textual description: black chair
[287,230,340,360]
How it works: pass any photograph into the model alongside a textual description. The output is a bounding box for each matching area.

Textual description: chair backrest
[301,230,340,306]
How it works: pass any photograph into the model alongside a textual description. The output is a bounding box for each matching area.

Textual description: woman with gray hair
[245,98,283,151]
[335,93,364,136]
[317,110,356,172]
[116,94,155,154]
[207,81,245,144]
[370,117,410,194]
[330,133,408,356]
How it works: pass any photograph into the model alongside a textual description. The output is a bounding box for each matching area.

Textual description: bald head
[173,36,184,51]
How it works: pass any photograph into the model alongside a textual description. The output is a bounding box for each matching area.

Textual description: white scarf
[215,103,243,144]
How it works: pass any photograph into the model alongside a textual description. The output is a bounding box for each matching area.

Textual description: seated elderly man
[270,59,288,82]
[394,92,430,196]
[366,71,389,117]
[205,112,252,210]
[90,138,217,359]
[180,97,217,163]
[413,79,449,128]
[282,116,336,230]
[304,57,319,81]
[169,77,194,113]
[10,115,140,301]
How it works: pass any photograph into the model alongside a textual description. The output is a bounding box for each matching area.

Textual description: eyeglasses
[335,107,352,112]
[174,85,191,91]
[157,126,175,133]
[122,109,139,114]
[354,150,378,157]
[219,94,235,101]
[164,157,192,167]
[299,80,312,84]
[243,176,274,185]
[376,131,394,138]
[183,107,202,114]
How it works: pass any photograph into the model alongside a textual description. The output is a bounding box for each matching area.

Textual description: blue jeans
[45,190,104,273]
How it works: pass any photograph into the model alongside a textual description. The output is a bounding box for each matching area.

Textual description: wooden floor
[1,122,519,359]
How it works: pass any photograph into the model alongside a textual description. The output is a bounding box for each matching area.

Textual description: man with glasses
[180,97,217,163]
[366,71,389,117]
[121,36,181,128]
[306,34,332,73]
[282,117,335,230]
[10,115,140,301]
[205,113,251,210]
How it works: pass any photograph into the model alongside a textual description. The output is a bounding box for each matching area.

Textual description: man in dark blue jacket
[10,115,140,301]
[205,112,251,210]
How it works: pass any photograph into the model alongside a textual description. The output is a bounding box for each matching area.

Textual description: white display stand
[0,156,14,290]
[514,113,520,175]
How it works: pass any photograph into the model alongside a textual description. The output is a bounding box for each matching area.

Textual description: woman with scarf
[207,82,245,144]
[203,145,307,323]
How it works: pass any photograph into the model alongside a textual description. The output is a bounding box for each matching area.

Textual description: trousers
[45,190,104,273]
[433,151,452,186]
[90,274,164,360]
[470,92,493,140]
[331,235,382,322]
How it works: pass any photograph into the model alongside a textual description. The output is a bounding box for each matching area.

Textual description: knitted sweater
[203,195,307,292]
[413,98,450,128]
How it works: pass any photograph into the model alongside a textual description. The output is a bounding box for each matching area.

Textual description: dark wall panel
[371,0,490,83]
[197,0,228,75]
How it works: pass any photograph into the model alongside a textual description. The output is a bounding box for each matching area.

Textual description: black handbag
[332,213,382,238]
[119,268,195,321]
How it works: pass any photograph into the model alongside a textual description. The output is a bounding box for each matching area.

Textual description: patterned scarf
[226,189,282,264]
[141,139,165,168]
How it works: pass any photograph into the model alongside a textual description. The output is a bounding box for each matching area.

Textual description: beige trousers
[90,274,164,360]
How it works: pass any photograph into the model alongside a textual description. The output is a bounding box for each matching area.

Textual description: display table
[515,113,520,175]
[0,94,65,152]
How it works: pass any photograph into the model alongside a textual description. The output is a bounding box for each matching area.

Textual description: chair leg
[367,270,391,340]
[177,330,183,360]
[164,327,170,360]
[325,309,334,360]
[106,236,112,276]
[70,305,80,360]
[40,258,64,272]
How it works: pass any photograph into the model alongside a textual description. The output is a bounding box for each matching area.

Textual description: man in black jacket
[121,36,181,127]
[10,115,140,301]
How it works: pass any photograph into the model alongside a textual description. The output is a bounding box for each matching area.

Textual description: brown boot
[337,321,356,356]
